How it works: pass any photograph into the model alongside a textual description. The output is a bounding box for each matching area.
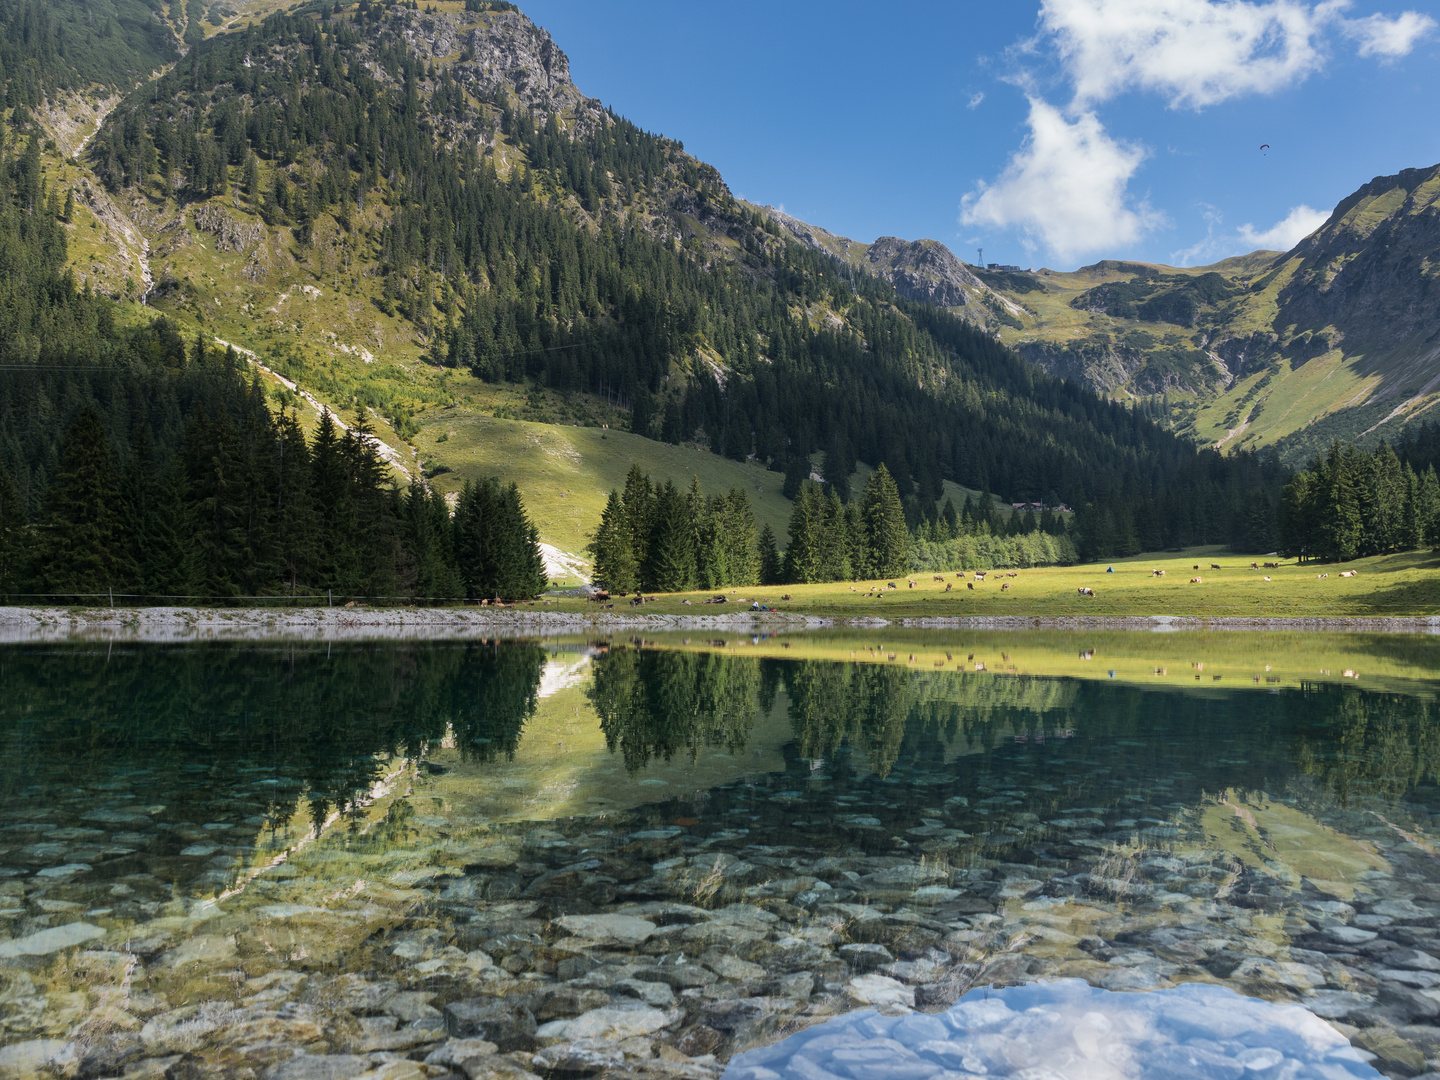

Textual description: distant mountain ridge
[760,163,1440,463]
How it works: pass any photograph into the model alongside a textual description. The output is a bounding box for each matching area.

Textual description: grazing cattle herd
[577,556,1375,609]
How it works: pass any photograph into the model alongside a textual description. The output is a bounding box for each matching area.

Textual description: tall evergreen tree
[588,488,637,592]
[41,407,126,595]
[621,464,654,569]
[647,481,695,592]
[0,461,25,593]
[783,482,823,584]
[861,464,908,578]
[757,523,782,586]
[1318,444,1363,562]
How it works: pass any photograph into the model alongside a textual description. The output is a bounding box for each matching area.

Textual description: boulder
[443,1000,537,1051]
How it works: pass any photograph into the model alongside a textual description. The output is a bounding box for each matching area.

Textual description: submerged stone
[0,921,105,957]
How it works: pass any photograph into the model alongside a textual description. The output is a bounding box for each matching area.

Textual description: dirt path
[212,336,414,480]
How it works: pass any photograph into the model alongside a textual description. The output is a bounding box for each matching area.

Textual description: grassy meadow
[413,409,794,565]
[541,546,1440,619]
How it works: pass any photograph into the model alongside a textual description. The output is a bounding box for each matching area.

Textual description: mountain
[765,164,1440,466]
[0,0,1288,571]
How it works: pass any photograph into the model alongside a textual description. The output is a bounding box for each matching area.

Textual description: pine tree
[861,463,908,578]
[1420,466,1440,549]
[274,408,317,596]
[721,487,757,586]
[819,488,851,581]
[647,481,695,592]
[1367,443,1406,554]
[0,461,27,593]
[757,523,782,586]
[310,410,360,594]
[783,482,823,584]
[42,407,125,595]
[621,464,654,581]
[589,488,637,592]
[1319,444,1363,561]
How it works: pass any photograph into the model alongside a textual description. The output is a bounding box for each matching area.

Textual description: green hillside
[413,409,793,564]
[0,0,1305,585]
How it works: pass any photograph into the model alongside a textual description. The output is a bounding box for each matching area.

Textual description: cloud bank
[1172,203,1330,264]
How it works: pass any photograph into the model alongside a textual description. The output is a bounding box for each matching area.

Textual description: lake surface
[2,633,1440,1079]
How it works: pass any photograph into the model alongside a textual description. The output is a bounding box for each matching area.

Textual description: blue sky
[518,0,1440,271]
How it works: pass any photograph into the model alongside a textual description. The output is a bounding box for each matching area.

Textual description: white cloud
[1171,203,1328,264]
[1038,0,1434,108]
[961,99,1165,261]
[1238,203,1329,247]
[1344,9,1436,55]
[968,91,986,109]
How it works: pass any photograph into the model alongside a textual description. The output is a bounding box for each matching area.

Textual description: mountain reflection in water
[4,637,1440,1076]
[1,639,1437,901]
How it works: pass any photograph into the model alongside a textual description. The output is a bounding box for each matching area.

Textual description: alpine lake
[3,629,1440,1080]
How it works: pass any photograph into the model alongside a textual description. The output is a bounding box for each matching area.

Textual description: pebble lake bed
[3,622,1440,1080]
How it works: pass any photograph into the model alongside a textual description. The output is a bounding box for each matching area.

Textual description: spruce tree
[757,523,782,587]
[1319,444,1362,561]
[783,482,822,584]
[42,407,126,595]
[0,461,26,593]
[1420,467,1440,549]
[721,487,757,586]
[620,464,654,581]
[861,464,908,578]
[310,410,360,594]
[588,488,637,592]
[647,481,695,592]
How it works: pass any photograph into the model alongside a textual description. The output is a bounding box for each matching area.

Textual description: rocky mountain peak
[865,236,986,309]
[397,6,601,125]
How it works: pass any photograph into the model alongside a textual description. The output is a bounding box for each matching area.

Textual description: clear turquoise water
[2,637,1440,1076]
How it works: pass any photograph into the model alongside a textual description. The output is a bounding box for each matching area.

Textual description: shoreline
[2,605,1438,643]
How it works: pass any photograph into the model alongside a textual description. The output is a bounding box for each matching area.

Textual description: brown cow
[967,582,975,591]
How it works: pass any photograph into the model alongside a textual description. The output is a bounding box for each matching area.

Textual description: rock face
[396,9,602,128]
[760,210,1026,333]
[1277,164,1440,356]
[864,236,983,309]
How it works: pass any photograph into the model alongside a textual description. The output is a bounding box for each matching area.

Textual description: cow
[1264,562,1279,569]
[1151,569,1165,577]
[888,582,898,590]
[1210,563,1221,570]
[1001,583,1011,591]
[1318,573,1330,579]
[1077,587,1095,597]
[1193,564,1200,570]
[1263,576,1271,581]
[1251,562,1259,569]
[1190,576,1202,583]
[1340,570,1357,578]
[588,591,610,604]
[967,582,975,591]
[907,580,916,589]
[945,582,953,592]
[933,575,945,583]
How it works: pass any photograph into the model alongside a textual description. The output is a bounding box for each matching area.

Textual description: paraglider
[1260,144,1271,155]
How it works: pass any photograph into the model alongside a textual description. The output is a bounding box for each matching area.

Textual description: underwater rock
[0,921,105,957]
[553,913,657,947]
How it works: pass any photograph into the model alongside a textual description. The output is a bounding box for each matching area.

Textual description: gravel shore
[1,606,1437,644]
